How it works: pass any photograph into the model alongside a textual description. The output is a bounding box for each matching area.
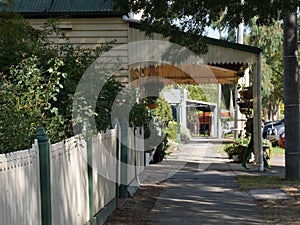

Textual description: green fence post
[120,118,128,197]
[36,127,52,225]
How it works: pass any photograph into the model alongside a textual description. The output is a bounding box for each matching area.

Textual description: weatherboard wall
[28,17,130,84]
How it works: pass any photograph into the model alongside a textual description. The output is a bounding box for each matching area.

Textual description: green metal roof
[2,0,123,17]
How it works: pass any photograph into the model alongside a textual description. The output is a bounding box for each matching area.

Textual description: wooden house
[5,0,265,166]
[1,2,268,225]
[4,0,259,85]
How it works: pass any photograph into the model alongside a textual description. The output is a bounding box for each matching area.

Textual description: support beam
[217,84,222,139]
[253,53,263,171]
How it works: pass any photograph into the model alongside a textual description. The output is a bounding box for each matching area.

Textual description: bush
[0,15,117,152]
[223,138,249,160]
[0,56,67,152]
[165,121,179,142]
[223,137,272,161]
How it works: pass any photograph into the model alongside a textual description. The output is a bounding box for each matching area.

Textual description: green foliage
[223,138,249,159]
[0,15,119,152]
[130,96,173,133]
[95,77,123,132]
[164,121,192,143]
[114,0,298,53]
[130,96,174,160]
[129,102,148,127]
[0,13,43,73]
[164,122,178,142]
[153,98,173,125]
[0,56,66,152]
[223,137,272,160]
[187,85,208,102]
[246,19,284,121]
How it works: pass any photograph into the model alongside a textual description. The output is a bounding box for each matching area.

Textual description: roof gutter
[122,14,141,24]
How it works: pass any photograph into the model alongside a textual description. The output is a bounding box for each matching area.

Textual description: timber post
[36,127,52,225]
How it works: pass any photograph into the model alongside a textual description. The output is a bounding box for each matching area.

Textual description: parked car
[263,119,285,146]
[263,119,284,138]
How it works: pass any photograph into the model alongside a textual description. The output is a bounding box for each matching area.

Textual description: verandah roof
[128,26,261,85]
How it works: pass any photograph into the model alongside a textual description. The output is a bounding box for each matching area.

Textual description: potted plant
[223,138,250,162]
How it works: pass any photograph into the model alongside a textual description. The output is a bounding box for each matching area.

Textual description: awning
[130,64,241,84]
[128,30,261,85]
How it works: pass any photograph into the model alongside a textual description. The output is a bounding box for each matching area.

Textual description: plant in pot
[223,138,249,162]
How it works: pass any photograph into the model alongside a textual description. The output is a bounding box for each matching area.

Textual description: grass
[237,175,300,191]
[237,175,300,224]
[271,146,285,155]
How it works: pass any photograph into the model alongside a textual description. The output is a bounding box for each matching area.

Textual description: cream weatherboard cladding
[28,17,130,84]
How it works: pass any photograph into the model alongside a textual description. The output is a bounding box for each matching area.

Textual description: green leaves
[114,0,298,53]
[0,55,67,152]
[246,18,284,120]
[0,15,119,152]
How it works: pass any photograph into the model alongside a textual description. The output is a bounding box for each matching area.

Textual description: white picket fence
[0,126,145,225]
[50,135,89,225]
[0,141,41,225]
[127,127,145,186]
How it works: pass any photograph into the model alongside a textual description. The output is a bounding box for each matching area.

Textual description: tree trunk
[284,11,300,180]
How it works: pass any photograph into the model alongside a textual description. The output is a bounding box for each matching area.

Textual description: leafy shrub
[223,138,249,160]
[0,15,118,152]
[165,121,179,142]
[0,56,66,152]
[223,137,272,161]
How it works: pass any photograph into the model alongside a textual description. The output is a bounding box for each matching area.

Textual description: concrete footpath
[144,139,285,225]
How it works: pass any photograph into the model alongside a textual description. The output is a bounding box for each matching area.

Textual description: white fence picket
[0,142,41,225]
[0,127,144,224]
[136,127,145,175]
[92,130,117,213]
[50,136,89,225]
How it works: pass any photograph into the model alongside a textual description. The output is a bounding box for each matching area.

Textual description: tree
[246,19,284,121]
[284,11,300,180]
[115,0,298,53]
[186,85,208,102]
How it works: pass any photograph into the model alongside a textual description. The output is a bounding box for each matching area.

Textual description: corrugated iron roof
[3,0,123,17]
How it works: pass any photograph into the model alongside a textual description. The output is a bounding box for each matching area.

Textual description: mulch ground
[104,182,164,225]
[255,186,300,224]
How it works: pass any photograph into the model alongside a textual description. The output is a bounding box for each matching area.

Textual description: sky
[206,28,222,39]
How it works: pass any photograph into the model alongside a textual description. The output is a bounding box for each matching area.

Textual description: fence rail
[0,124,145,225]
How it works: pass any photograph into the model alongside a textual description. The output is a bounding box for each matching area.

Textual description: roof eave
[129,23,262,55]
[204,36,262,54]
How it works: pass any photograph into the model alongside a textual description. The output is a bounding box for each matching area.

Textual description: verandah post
[36,127,52,225]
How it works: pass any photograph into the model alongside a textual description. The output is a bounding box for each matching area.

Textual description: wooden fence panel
[50,136,89,225]
[0,142,41,225]
[127,127,136,185]
[0,126,144,224]
[92,130,117,213]
[135,127,145,176]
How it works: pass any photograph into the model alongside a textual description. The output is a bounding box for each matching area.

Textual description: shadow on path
[148,141,283,224]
